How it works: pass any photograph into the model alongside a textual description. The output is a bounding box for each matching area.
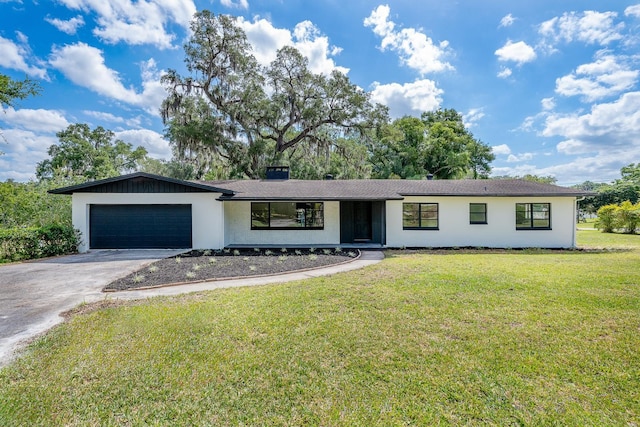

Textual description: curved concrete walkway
[0,250,383,368]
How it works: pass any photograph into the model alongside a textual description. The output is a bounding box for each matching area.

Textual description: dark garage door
[90,204,192,249]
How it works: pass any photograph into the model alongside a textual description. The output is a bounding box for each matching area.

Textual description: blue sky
[1,0,639,185]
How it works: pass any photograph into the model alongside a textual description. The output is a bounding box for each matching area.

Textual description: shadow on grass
[384,247,635,257]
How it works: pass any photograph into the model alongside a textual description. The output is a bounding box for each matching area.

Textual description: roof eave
[217,196,404,201]
[48,172,235,195]
[399,192,589,197]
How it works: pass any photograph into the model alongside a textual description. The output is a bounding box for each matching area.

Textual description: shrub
[594,204,619,233]
[617,200,640,234]
[0,224,80,262]
[37,224,80,257]
[595,201,640,234]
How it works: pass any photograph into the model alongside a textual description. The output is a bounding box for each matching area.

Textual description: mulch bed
[104,248,359,291]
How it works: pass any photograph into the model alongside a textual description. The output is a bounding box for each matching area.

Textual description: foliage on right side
[577,163,640,215]
[595,200,640,234]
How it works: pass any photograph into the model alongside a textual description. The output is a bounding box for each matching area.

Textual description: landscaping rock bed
[104,248,359,291]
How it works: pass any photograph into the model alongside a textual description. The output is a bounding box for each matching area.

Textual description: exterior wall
[72,193,225,252]
[224,201,341,246]
[72,193,578,251]
[385,196,577,248]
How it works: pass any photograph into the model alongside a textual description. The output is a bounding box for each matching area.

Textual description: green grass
[577,217,597,229]
[577,227,640,248]
[1,230,639,425]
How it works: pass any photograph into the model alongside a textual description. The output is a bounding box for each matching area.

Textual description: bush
[0,224,80,262]
[595,204,619,233]
[617,200,640,234]
[595,201,640,234]
[37,224,81,257]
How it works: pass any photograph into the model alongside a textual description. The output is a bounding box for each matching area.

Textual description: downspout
[573,196,586,248]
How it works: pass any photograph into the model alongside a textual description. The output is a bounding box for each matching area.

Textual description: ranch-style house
[50,168,588,252]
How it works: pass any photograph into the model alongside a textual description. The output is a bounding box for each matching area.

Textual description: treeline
[576,163,640,217]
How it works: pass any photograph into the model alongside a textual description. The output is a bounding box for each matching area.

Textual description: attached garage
[90,204,192,249]
[49,173,233,252]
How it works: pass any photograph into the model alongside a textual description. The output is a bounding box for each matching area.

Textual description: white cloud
[83,110,126,124]
[463,108,485,128]
[45,15,85,34]
[115,128,171,159]
[237,17,291,66]
[49,42,139,102]
[543,91,640,161]
[0,35,47,78]
[543,155,636,185]
[519,115,537,132]
[290,21,348,75]
[507,152,534,163]
[0,129,58,181]
[539,11,625,47]
[137,58,168,115]
[0,107,69,133]
[555,53,639,102]
[541,97,556,111]
[495,40,537,65]
[625,5,640,18]
[83,110,143,128]
[370,79,443,118]
[56,0,197,49]
[497,67,512,79]
[49,44,166,115]
[238,17,348,75]
[364,5,453,75]
[493,153,635,186]
[220,0,248,9]
[499,14,516,28]
[492,144,511,155]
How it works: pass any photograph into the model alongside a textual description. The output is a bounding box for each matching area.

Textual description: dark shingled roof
[202,179,588,201]
[48,172,235,195]
[49,173,589,199]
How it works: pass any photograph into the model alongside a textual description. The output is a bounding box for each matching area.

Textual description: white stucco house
[49,170,588,251]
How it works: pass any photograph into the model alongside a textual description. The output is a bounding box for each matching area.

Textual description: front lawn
[1,230,639,425]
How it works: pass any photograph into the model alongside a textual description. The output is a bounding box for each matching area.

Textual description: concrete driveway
[0,249,183,367]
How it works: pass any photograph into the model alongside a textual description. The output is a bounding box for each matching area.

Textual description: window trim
[469,203,487,225]
[251,201,325,230]
[402,202,439,230]
[515,203,551,230]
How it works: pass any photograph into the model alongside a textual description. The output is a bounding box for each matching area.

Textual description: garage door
[90,204,192,249]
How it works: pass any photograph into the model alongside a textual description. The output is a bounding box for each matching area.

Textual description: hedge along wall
[0,224,80,262]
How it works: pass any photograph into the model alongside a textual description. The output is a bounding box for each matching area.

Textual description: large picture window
[516,203,551,230]
[469,203,487,224]
[251,202,324,229]
[403,203,438,230]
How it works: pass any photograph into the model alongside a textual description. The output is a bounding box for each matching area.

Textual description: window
[403,203,438,229]
[251,202,324,229]
[516,203,551,230]
[469,203,487,224]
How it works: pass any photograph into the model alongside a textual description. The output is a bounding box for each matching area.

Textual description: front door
[340,201,383,244]
[352,201,372,241]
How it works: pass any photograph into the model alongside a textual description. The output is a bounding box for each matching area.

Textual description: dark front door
[340,201,384,244]
[352,201,372,241]
[90,204,192,249]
